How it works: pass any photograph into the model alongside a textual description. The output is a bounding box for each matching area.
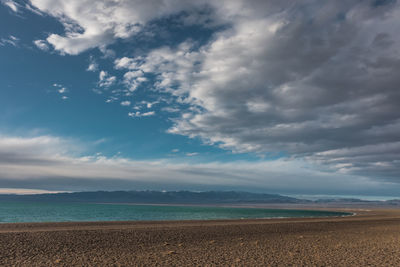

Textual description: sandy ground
[1,208,400,266]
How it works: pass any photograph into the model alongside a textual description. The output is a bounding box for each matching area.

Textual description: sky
[1,0,400,197]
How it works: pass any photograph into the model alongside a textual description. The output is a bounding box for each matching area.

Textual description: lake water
[0,202,351,223]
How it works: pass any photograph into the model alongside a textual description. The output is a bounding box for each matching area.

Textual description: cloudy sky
[1,0,400,197]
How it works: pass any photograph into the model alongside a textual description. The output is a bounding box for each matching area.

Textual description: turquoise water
[0,202,351,223]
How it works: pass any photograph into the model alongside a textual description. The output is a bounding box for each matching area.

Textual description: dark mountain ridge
[1,190,399,205]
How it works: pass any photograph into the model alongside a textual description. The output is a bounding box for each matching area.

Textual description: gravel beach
[1,209,400,266]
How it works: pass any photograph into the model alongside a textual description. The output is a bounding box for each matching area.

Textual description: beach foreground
[1,209,400,266]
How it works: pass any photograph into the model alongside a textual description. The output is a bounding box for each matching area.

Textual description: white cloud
[0,188,65,195]
[33,39,49,51]
[2,0,19,12]
[120,100,131,106]
[99,71,107,81]
[114,41,201,95]
[122,70,147,91]
[114,57,138,70]
[142,101,159,109]
[186,152,198,157]
[98,70,116,88]
[87,63,97,72]
[27,0,297,55]
[0,135,398,194]
[52,83,69,98]
[128,111,155,118]
[24,3,44,15]
[87,56,98,72]
[162,107,180,113]
[142,111,155,116]
[0,35,19,47]
[28,0,211,55]
[105,96,118,103]
[127,112,136,117]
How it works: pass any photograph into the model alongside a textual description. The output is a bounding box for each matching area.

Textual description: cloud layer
[27,0,400,184]
[0,135,398,195]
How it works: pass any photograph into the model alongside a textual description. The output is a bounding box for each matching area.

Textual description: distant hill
[0,190,307,204]
[2,191,399,205]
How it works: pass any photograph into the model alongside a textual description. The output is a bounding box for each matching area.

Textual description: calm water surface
[0,202,351,223]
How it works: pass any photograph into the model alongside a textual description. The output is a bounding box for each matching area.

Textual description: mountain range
[0,190,399,205]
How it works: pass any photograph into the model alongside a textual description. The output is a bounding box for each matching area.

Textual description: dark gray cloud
[158,0,400,182]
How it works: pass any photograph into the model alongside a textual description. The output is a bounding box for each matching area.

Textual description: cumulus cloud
[114,57,138,70]
[29,0,400,183]
[33,39,49,51]
[113,41,202,97]
[98,70,116,88]
[122,70,147,92]
[113,0,400,182]
[1,135,398,195]
[28,0,213,55]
